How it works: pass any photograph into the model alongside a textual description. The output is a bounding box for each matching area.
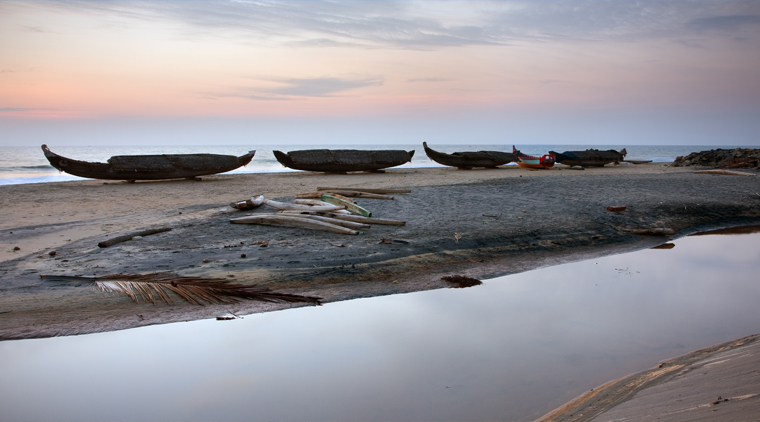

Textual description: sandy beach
[2,163,760,337]
[2,163,760,419]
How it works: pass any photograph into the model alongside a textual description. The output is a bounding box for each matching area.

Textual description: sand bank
[1,163,759,341]
[537,333,760,421]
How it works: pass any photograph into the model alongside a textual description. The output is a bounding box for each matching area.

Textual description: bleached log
[278,213,370,230]
[318,212,405,226]
[294,199,334,206]
[230,214,359,235]
[263,199,344,212]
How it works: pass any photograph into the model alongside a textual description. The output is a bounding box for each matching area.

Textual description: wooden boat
[513,146,555,169]
[272,149,414,173]
[41,144,255,181]
[423,142,517,169]
[550,148,627,167]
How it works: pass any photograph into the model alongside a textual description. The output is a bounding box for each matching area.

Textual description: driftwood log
[276,213,370,230]
[230,214,360,235]
[263,199,345,212]
[317,187,411,194]
[280,210,405,226]
[98,227,172,248]
[293,199,336,206]
[297,190,394,200]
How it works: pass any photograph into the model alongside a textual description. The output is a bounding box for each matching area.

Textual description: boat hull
[550,149,627,167]
[273,149,414,173]
[41,145,255,181]
[423,142,516,169]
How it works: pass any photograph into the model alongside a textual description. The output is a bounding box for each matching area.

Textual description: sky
[1,0,760,146]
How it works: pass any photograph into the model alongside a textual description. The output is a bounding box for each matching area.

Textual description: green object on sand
[321,194,372,217]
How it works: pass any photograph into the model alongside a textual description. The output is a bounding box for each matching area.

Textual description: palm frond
[40,274,321,306]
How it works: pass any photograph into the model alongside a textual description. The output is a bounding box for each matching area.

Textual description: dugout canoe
[272,149,414,173]
[550,148,627,167]
[423,142,517,169]
[41,144,255,181]
[513,146,555,169]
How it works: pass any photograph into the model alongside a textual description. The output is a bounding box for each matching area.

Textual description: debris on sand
[98,227,172,248]
[40,273,322,306]
[442,275,483,288]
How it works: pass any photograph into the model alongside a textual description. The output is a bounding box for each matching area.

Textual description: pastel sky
[1,0,759,146]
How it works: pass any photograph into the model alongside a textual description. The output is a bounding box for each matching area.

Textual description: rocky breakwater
[672,148,760,169]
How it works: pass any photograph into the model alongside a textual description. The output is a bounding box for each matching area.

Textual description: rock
[672,148,760,168]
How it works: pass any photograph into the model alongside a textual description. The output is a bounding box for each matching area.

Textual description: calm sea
[0,143,737,185]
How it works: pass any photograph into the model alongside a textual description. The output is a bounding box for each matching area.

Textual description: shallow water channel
[1,231,759,421]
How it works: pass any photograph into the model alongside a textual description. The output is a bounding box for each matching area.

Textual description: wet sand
[1,163,760,418]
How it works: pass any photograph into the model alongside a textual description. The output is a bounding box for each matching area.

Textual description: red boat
[513,146,555,169]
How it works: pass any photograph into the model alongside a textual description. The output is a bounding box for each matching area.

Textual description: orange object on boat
[513,146,555,169]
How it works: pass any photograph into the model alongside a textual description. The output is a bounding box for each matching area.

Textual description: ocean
[0,143,737,186]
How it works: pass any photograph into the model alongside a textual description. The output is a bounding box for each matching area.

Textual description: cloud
[406,77,451,83]
[686,14,760,31]
[211,76,384,100]
[12,1,760,48]
[263,77,384,97]
[0,107,37,112]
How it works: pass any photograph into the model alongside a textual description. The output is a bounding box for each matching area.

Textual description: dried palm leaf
[40,274,321,306]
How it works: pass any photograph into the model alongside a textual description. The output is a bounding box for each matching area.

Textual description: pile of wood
[229,187,409,235]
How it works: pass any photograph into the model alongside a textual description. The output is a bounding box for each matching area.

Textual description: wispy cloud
[686,14,760,31]
[1,67,39,74]
[265,77,383,97]
[27,0,759,48]
[0,107,36,112]
[212,76,384,101]
[406,77,451,83]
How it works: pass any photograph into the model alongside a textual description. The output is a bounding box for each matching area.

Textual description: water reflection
[1,232,759,421]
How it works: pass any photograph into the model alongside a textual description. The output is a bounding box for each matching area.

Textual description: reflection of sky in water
[1,233,759,421]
